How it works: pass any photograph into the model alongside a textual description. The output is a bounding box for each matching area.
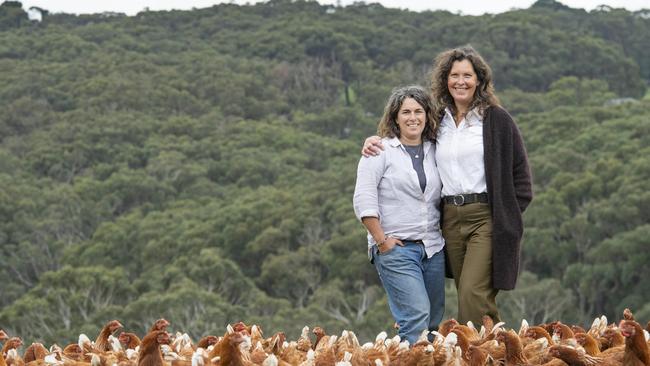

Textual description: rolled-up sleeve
[353,154,385,221]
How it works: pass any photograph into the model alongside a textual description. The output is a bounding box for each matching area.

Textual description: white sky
[18,0,650,16]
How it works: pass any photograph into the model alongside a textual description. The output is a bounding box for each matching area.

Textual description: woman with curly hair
[362,46,533,324]
[354,85,445,343]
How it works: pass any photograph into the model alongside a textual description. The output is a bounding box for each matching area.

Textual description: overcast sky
[18,0,649,16]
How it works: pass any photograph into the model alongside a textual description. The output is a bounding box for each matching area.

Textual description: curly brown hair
[377,85,438,141]
[431,45,500,117]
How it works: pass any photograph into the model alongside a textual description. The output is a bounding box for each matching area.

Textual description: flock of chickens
[1,309,649,366]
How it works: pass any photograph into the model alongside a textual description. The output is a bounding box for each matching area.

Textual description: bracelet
[377,235,389,247]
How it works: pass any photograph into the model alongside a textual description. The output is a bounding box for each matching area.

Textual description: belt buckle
[452,194,465,206]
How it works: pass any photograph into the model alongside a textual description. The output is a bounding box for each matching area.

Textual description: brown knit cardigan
[483,105,533,290]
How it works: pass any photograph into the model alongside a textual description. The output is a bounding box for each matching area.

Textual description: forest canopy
[0,0,649,344]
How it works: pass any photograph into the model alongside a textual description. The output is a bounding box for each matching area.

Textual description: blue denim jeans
[372,241,445,344]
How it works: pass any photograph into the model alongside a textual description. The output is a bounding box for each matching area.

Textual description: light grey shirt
[353,137,444,258]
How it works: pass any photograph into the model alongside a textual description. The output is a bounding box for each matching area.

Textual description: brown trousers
[443,202,500,325]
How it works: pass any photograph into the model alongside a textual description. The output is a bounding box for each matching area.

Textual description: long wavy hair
[431,45,500,117]
[377,85,438,141]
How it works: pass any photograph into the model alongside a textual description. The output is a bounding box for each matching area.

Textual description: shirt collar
[443,107,483,126]
[387,136,431,150]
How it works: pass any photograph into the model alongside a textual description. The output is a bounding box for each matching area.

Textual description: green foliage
[0,0,648,345]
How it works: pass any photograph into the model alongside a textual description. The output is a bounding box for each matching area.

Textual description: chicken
[452,324,481,344]
[523,337,552,364]
[138,331,170,366]
[553,323,577,347]
[118,333,142,350]
[149,319,170,333]
[311,328,326,351]
[524,326,554,345]
[22,343,48,364]
[313,334,337,366]
[250,326,264,349]
[196,336,218,350]
[392,343,435,366]
[600,327,625,352]
[264,332,286,356]
[352,332,389,366]
[450,327,472,363]
[2,338,23,358]
[249,342,268,365]
[335,330,360,362]
[212,326,256,366]
[2,337,23,366]
[296,327,312,353]
[3,349,24,366]
[496,330,529,366]
[619,319,650,366]
[547,345,603,366]
[575,333,601,356]
[0,330,8,343]
[95,320,124,352]
[278,341,307,365]
[467,344,501,366]
[439,319,459,337]
[61,344,84,362]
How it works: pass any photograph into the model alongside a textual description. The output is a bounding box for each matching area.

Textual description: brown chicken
[600,327,625,353]
[61,344,84,362]
[439,318,459,337]
[548,345,603,366]
[217,331,255,366]
[620,319,650,366]
[335,330,360,361]
[525,326,554,345]
[95,320,124,352]
[553,323,577,347]
[575,333,601,356]
[2,338,23,358]
[22,343,47,364]
[467,345,491,366]
[196,336,218,350]
[352,332,389,366]
[148,319,170,333]
[312,327,327,351]
[2,338,24,366]
[137,331,170,366]
[0,330,8,343]
[497,330,529,366]
[118,333,141,350]
[313,332,337,366]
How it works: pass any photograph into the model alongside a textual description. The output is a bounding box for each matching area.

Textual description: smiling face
[447,59,478,110]
[396,97,426,144]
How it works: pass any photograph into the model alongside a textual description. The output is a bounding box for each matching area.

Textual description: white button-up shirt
[436,108,487,197]
[353,137,444,258]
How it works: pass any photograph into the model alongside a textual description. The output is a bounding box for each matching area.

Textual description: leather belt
[442,193,488,206]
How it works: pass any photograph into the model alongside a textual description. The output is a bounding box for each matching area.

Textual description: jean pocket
[377,243,398,256]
